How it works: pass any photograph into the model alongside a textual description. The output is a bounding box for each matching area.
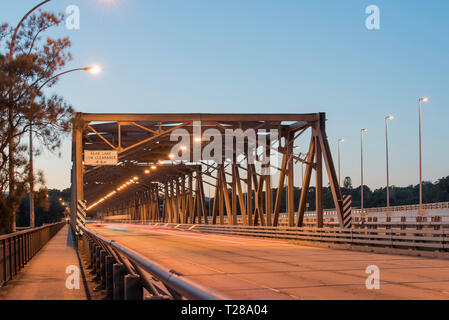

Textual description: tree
[0,9,73,233]
[17,188,69,228]
[343,176,353,189]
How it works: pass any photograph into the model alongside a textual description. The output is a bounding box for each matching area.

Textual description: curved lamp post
[28,66,101,227]
[7,0,53,232]
[9,0,52,60]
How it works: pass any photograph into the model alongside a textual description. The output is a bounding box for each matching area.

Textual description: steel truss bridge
[3,112,449,301]
[71,112,350,230]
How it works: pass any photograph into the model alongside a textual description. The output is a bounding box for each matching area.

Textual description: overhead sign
[84,150,118,166]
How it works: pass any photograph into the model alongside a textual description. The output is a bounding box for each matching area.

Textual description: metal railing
[356,201,449,214]
[190,224,449,251]
[297,202,449,216]
[0,222,66,287]
[103,202,449,227]
[102,221,449,252]
[80,225,231,300]
[107,214,449,231]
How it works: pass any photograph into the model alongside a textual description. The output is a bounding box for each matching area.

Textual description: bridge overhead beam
[71,112,350,229]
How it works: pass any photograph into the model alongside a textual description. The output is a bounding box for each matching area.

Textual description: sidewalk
[0,225,88,300]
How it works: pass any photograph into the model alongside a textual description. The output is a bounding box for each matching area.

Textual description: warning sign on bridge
[84,150,118,166]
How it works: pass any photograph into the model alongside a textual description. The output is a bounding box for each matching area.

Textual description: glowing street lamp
[28,65,101,228]
[86,65,101,74]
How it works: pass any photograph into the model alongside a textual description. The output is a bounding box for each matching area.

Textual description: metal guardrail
[356,201,449,214]
[80,225,231,300]
[104,202,449,228]
[189,224,449,251]
[296,202,449,216]
[291,219,449,230]
[107,216,449,231]
[104,221,449,252]
[0,222,66,287]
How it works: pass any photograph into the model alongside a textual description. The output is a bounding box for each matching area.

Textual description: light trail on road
[88,224,449,300]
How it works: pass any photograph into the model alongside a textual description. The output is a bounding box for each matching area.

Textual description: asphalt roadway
[88,224,449,300]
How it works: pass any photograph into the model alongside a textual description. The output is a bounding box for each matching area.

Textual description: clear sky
[2,0,449,190]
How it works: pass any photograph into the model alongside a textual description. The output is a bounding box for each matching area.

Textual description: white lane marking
[107,223,250,244]
[156,228,290,245]
[110,223,290,245]
[184,258,300,300]
[137,228,248,244]
[101,223,291,246]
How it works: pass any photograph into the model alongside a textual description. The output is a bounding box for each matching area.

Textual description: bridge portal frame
[71,112,350,232]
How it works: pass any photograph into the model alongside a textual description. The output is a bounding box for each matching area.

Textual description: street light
[28,66,101,227]
[385,116,394,211]
[418,97,429,211]
[7,0,99,229]
[9,0,52,60]
[7,0,53,232]
[338,139,345,187]
[86,65,101,74]
[360,129,368,214]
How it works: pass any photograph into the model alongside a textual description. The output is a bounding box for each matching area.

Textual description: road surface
[88,224,449,300]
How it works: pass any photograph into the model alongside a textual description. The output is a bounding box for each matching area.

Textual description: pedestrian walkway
[0,225,88,300]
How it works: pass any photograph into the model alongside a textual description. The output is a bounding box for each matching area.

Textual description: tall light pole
[7,0,52,232]
[385,116,394,210]
[360,129,368,214]
[338,139,344,187]
[418,97,429,211]
[9,0,52,60]
[301,161,304,187]
[301,153,307,188]
[28,66,101,227]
